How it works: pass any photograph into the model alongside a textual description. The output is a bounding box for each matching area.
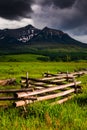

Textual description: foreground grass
[0,61,87,130]
[0,96,87,130]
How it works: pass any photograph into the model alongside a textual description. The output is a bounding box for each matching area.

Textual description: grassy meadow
[0,54,87,130]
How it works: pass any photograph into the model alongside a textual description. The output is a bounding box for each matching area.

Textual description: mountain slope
[30,27,64,42]
[0,25,41,43]
[30,27,85,44]
[0,25,87,55]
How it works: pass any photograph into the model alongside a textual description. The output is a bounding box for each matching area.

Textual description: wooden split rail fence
[0,71,87,107]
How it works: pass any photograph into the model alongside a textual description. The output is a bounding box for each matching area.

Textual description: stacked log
[14,81,81,107]
[0,70,86,108]
[0,79,16,86]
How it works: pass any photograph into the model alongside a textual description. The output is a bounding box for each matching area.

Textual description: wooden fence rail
[0,78,16,86]
[0,70,86,108]
[15,81,81,98]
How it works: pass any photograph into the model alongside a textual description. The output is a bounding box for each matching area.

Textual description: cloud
[41,0,76,9]
[32,0,87,35]
[0,0,34,20]
[0,17,34,29]
[0,0,87,37]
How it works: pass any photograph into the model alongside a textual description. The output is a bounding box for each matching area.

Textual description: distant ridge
[0,24,87,54]
[0,24,85,44]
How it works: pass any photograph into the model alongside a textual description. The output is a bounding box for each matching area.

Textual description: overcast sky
[0,0,87,43]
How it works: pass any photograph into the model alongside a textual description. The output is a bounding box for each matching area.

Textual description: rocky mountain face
[29,26,78,44]
[0,24,86,48]
[0,25,41,43]
[29,27,64,42]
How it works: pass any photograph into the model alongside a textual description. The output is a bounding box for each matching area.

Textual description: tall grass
[0,61,87,129]
[0,98,87,130]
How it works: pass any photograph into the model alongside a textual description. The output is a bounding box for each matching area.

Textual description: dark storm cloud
[0,0,87,35]
[32,0,87,35]
[0,0,34,20]
[41,0,76,9]
[59,0,87,32]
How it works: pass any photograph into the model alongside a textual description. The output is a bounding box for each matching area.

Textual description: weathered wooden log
[21,71,86,84]
[51,95,74,105]
[34,86,44,90]
[0,96,37,100]
[0,78,16,86]
[42,71,85,79]
[21,76,59,81]
[36,89,75,101]
[21,84,32,88]
[37,75,72,80]
[15,81,81,98]
[43,71,87,79]
[51,79,66,83]
[43,72,60,77]
[29,82,46,87]
[14,88,75,107]
[0,88,34,93]
[29,79,66,88]
[73,71,85,75]
[20,79,26,84]
[14,100,33,107]
[21,75,76,85]
[21,76,65,82]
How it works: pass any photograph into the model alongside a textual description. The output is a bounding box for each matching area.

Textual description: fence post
[26,72,29,88]
[66,71,69,81]
[73,77,78,94]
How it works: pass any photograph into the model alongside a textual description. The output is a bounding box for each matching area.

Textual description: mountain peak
[0,24,41,43]
[24,24,35,29]
[43,26,49,30]
[29,26,67,43]
[42,26,64,34]
[0,24,86,46]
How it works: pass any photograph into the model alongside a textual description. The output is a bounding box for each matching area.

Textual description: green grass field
[0,54,47,62]
[0,60,87,130]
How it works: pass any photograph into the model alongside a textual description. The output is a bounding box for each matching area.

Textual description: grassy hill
[0,42,87,62]
[0,53,48,62]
